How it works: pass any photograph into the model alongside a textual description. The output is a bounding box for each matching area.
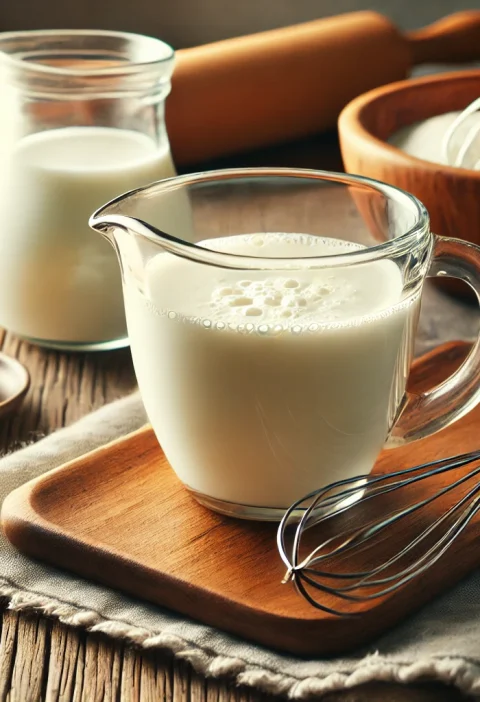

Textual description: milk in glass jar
[0,30,177,350]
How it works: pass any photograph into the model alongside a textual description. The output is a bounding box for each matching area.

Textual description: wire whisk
[277,450,480,617]
[442,97,480,169]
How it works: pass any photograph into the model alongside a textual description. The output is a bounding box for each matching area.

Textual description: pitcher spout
[88,179,197,260]
[88,212,116,243]
[89,211,155,244]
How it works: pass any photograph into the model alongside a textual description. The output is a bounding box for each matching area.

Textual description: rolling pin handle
[408,10,480,65]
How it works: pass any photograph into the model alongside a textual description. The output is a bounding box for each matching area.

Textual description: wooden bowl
[338,70,480,249]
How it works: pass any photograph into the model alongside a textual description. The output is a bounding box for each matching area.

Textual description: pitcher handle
[390,235,480,444]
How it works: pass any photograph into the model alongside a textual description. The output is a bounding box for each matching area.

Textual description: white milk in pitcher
[124,233,420,510]
[0,126,179,346]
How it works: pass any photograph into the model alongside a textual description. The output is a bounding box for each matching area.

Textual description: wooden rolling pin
[166,10,480,166]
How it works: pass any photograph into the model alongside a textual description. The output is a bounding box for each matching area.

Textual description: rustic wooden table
[0,134,472,701]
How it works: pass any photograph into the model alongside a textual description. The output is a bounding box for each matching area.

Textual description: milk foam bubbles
[143,232,405,330]
[124,232,420,513]
[209,271,352,322]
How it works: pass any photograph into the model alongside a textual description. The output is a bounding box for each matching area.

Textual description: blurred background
[1,0,480,48]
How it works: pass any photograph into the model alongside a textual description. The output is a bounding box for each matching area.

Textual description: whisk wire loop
[441,96,480,168]
[277,450,480,616]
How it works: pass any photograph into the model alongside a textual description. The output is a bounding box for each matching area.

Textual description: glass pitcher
[90,168,480,520]
[0,30,175,350]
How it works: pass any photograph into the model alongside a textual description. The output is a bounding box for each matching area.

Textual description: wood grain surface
[0,134,473,699]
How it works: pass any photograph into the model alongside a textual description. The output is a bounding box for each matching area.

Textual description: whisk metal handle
[390,236,480,444]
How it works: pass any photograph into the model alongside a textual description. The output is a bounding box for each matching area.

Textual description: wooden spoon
[0,353,29,418]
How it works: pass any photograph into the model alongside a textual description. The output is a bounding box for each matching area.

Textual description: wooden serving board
[2,341,480,657]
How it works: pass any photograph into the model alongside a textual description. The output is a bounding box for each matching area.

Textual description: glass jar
[90,168,480,520]
[0,30,175,350]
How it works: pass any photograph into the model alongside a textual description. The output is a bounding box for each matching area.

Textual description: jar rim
[0,29,174,77]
